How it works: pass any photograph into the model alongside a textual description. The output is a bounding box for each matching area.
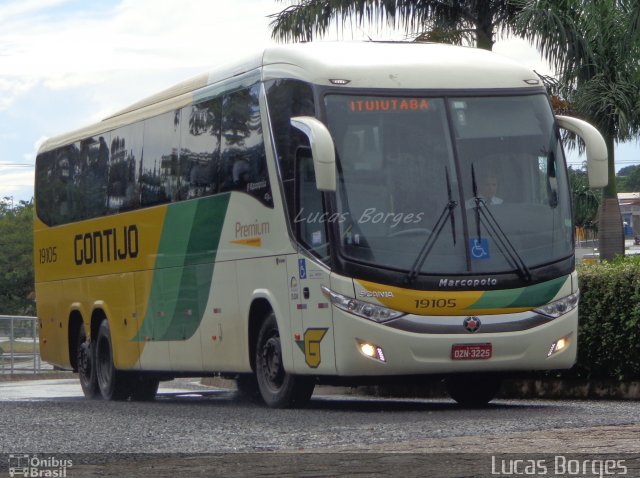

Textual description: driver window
[296,147,329,260]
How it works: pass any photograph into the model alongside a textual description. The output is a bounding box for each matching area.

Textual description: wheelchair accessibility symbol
[470,238,490,259]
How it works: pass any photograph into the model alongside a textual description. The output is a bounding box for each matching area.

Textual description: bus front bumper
[331,306,578,376]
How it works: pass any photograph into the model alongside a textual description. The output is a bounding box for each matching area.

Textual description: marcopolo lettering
[74,225,139,265]
[439,278,498,288]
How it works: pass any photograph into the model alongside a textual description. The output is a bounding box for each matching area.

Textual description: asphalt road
[0,378,638,477]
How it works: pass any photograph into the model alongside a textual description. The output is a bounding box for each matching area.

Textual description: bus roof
[39,42,541,154]
[262,41,539,89]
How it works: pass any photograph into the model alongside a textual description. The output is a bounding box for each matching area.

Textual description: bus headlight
[321,286,405,323]
[533,291,579,318]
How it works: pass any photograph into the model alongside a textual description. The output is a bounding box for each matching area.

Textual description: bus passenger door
[291,255,335,375]
[291,149,336,374]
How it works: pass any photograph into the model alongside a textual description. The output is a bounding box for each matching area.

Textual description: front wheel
[445,373,501,408]
[255,312,315,408]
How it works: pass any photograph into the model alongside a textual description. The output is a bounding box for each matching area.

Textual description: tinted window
[80,134,110,219]
[36,85,274,225]
[179,98,222,199]
[108,123,143,212]
[35,137,110,225]
[265,79,315,226]
[35,151,53,224]
[220,84,273,207]
[141,110,180,207]
[35,146,81,225]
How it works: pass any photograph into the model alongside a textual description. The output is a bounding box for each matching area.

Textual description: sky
[1,0,639,203]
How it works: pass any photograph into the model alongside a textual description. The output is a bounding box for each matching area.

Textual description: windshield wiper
[471,164,532,282]
[405,167,457,284]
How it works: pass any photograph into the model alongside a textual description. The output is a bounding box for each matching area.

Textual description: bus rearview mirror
[556,115,608,188]
[290,116,337,192]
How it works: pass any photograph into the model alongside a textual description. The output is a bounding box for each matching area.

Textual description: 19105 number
[414,298,456,309]
[39,246,58,264]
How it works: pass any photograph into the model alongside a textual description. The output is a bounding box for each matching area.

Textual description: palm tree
[515,0,640,260]
[269,0,522,50]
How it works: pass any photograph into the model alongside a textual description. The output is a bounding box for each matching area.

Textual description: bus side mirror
[290,116,336,192]
[556,115,608,188]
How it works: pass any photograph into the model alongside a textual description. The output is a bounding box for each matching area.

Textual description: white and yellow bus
[34,42,607,407]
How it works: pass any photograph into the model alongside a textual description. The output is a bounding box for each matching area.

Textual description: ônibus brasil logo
[8,454,73,477]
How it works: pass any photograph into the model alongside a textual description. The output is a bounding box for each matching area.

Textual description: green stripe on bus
[465,276,567,310]
[134,193,231,342]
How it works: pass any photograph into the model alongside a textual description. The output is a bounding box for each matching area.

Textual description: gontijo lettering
[74,225,139,265]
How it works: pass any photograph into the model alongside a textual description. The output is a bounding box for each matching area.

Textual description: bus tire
[77,323,100,399]
[255,312,315,408]
[95,319,131,401]
[445,373,501,408]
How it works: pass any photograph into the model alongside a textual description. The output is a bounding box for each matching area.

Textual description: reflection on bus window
[220,85,273,207]
[179,98,222,199]
[141,110,180,207]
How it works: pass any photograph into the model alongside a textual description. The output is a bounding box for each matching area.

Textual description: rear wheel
[445,373,501,408]
[255,312,315,408]
[77,323,99,399]
[95,319,132,401]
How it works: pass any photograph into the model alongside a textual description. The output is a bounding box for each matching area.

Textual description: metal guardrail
[0,315,41,374]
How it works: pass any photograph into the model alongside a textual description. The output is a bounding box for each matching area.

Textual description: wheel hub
[262,336,283,386]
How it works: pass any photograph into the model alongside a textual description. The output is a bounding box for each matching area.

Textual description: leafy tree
[269,0,523,50]
[617,165,640,177]
[618,167,640,193]
[515,0,640,260]
[568,166,600,231]
[616,165,640,192]
[0,198,35,315]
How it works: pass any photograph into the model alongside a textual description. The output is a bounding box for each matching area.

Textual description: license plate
[451,343,492,360]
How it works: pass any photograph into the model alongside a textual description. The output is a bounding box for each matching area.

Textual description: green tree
[617,165,640,177]
[515,0,640,260]
[0,198,35,315]
[269,0,523,50]
[568,166,600,230]
[616,165,640,193]
[618,167,640,193]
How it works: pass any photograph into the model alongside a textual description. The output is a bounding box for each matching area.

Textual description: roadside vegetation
[0,198,34,316]
[575,257,640,381]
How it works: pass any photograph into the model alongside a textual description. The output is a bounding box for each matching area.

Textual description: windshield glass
[324,93,572,276]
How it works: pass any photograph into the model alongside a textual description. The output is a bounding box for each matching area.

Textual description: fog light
[358,341,386,362]
[548,335,570,357]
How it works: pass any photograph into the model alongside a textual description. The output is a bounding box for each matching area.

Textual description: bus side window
[109,124,143,212]
[141,110,180,207]
[219,85,273,207]
[180,98,222,199]
[296,147,329,260]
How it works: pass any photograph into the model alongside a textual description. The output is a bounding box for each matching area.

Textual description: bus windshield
[324,93,573,276]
